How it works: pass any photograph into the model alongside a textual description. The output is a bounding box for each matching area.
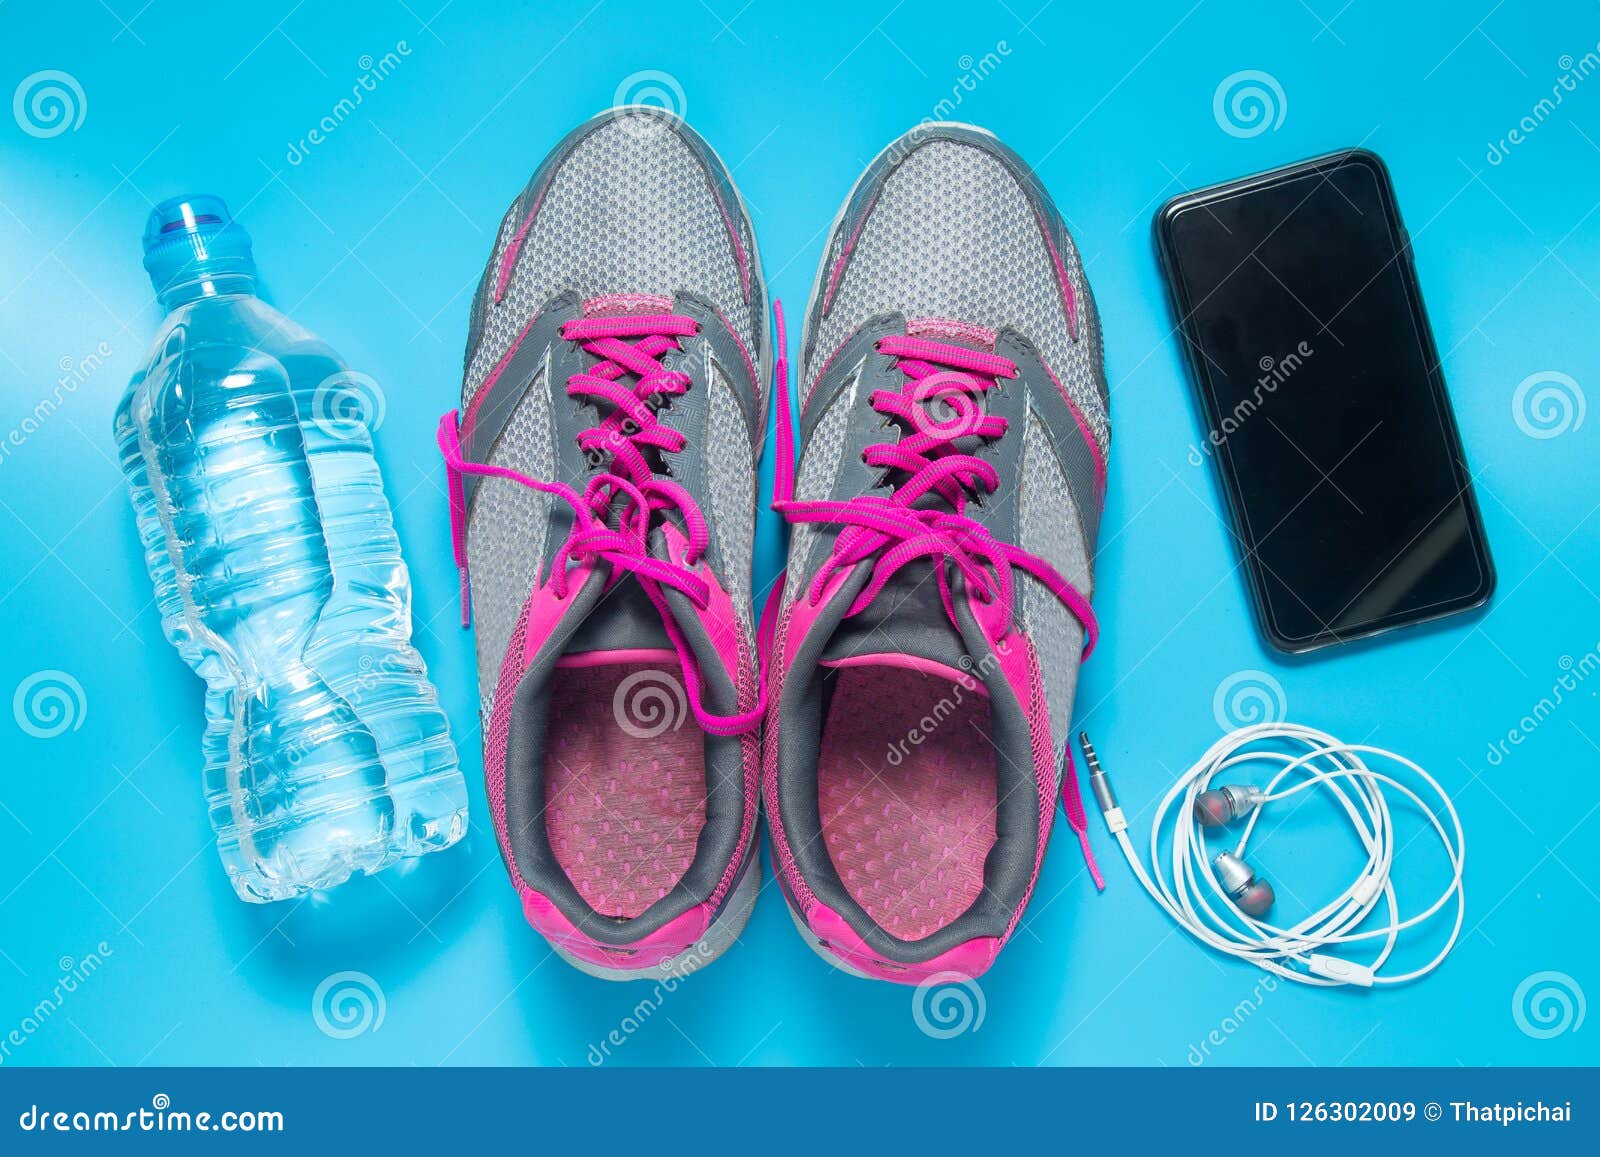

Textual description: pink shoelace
[773,331,1098,653]
[770,318,1104,887]
[439,312,764,736]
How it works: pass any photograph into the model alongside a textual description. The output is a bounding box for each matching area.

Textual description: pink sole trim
[805,902,1002,984]
[772,301,794,503]
[521,887,712,970]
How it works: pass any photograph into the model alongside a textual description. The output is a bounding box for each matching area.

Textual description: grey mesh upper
[459,107,766,725]
[467,357,555,725]
[804,130,1108,452]
[1019,413,1094,760]
[466,111,762,409]
[792,123,1109,795]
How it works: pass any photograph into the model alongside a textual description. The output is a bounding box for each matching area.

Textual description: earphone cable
[1081,722,1465,989]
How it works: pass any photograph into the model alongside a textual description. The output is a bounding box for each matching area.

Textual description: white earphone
[1080,722,1466,989]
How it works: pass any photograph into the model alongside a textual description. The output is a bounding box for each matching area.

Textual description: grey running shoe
[439,106,768,979]
[764,123,1109,983]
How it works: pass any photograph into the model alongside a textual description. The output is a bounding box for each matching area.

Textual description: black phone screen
[1158,150,1494,652]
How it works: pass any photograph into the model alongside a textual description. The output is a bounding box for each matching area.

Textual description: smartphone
[1155,149,1494,654]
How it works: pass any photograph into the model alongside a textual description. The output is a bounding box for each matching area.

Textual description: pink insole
[544,662,706,918]
[816,666,997,941]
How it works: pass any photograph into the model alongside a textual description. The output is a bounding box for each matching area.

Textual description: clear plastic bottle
[115,194,467,902]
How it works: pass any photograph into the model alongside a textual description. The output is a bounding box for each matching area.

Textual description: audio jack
[1078,732,1126,835]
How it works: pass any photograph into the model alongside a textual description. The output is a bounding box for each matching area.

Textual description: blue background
[1,0,1596,1068]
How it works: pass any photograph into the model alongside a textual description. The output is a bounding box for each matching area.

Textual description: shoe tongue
[819,568,973,678]
[904,317,997,351]
[887,321,1001,513]
[816,322,1006,685]
[560,569,671,655]
[552,532,738,715]
[581,292,675,319]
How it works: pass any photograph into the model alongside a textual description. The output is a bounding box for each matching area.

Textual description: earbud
[1197,789,1274,916]
[1193,785,1265,827]
[1213,851,1275,918]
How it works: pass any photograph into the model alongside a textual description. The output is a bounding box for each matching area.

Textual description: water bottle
[114,194,468,903]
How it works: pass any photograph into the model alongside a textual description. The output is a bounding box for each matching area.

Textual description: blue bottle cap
[142,194,255,298]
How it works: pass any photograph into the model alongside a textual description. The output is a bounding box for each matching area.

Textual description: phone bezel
[1154,148,1495,655]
